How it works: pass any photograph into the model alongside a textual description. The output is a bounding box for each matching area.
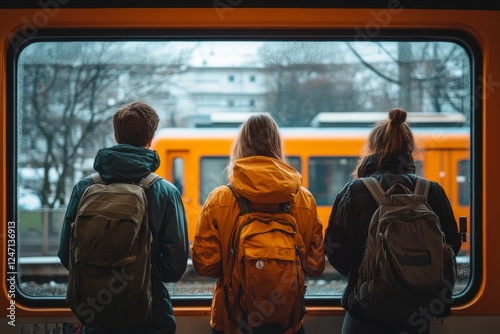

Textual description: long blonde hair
[230,114,286,163]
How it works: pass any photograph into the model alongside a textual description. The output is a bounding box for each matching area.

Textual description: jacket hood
[229,156,301,203]
[357,152,416,178]
[93,144,160,183]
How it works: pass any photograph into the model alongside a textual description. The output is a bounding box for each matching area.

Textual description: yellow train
[152,122,471,253]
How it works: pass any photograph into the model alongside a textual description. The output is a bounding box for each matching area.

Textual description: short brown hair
[113,101,160,147]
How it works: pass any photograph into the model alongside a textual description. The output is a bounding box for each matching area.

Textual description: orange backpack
[223,185,307,333]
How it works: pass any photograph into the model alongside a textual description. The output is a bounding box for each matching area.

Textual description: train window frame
[6,29,481,309]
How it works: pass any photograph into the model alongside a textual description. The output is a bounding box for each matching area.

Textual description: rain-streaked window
[15,40,472,299]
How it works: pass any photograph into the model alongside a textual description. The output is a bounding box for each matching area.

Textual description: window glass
[173,157,184,194]
[309,157,358,206]
[15,40,472,299]
[200,157,230,205]
[287,156,302,174]
[458,160,470,206]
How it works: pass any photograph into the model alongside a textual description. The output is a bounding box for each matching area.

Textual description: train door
[423,149,469,207]
[448,150,471,227]
[423,148,470,254]
[422,149,448,187]
[165,150,198,243]
[164,150,189,196]
[448,149,471,257]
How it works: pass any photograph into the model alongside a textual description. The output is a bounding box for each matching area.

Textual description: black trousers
[341,312,431,334]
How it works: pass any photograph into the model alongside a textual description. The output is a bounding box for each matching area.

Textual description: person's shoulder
[328,179,370,209]
[347,178,366,188]
[410,175,441,190]
[297,185,313,198]
[151,176,180,195]
[73,175,94,194]
[292,186,313,205]
[420,176,447,197]
[340,178,366,196]
[204,184,235,207]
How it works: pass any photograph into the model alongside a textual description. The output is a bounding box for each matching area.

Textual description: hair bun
[389,108,407,125]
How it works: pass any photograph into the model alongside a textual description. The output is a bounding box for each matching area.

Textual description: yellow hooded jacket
[191,156,325,334]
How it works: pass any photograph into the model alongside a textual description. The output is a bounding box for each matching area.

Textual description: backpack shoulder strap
[224,184,245,288]
[360,177,388,205]
[414,176,430,197]
[89,173,104,184]
[89,172,161,189]
[227,183,252,214]
[138,173,162,190]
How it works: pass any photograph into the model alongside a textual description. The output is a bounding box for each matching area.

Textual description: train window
[458,160,471,206]
[287,156,302,174]
[13,39,472,301]
[200,157,230,205]
[308,157,359,206]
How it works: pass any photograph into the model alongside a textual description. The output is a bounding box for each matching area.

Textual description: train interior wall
[2,3,500,334]
[2,315,500,333]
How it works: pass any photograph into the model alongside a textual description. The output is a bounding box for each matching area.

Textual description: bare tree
[19,42,191,210]
[347,41,470,114]
[258,42,363,126]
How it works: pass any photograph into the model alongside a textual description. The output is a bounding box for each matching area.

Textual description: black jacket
[324,152,462,319]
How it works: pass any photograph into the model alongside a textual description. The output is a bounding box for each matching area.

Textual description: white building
[167,43,268,127]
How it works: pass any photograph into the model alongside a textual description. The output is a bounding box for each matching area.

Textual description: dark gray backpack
[355,176,457,325]
[66,173,160,328]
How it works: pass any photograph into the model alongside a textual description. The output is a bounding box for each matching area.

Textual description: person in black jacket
[324,108,462,334]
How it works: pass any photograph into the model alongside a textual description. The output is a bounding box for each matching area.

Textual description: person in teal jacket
[58,101,189,334]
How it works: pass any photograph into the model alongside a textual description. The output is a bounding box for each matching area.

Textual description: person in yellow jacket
[191,114,325,334]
